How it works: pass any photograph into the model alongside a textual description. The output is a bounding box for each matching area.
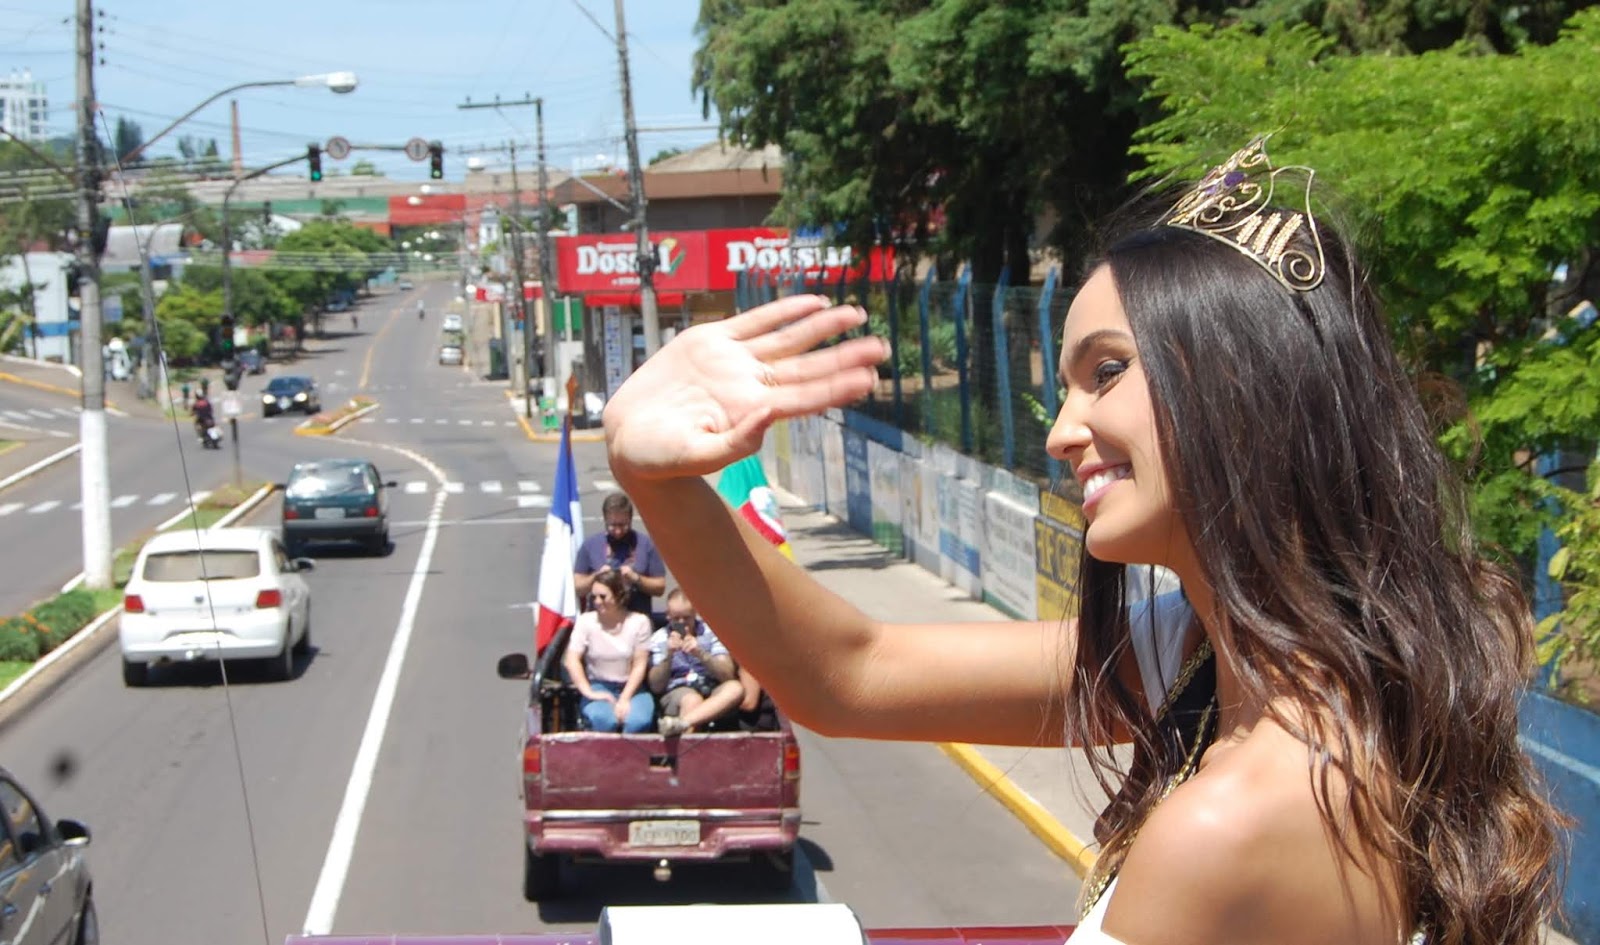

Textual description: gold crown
[1159,135,1326,293]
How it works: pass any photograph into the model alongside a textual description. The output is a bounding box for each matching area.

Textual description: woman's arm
[619,640,650,706]
[562,624,597,699]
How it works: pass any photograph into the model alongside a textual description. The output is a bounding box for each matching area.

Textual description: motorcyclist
[416,299,426,319]
[191,393,216,443]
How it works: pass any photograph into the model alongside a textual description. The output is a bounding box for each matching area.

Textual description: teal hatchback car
[279,459,397,557]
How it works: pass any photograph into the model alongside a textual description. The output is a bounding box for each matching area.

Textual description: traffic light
[307,144,323,182]
[219,314,236,358]
[428,142,443,180]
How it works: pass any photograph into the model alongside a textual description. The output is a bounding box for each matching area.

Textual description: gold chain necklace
[1079,641,1218,919]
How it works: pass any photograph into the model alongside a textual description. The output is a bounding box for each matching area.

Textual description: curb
[936,744,1098,879]
[505,390,606,443]
[0,354,80,378]
[0,481,280,732]
[0,443,81,494]
[293,400,380,437]
[0,371,122,413]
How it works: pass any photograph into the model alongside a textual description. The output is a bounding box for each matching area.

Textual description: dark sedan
[0,767,96,945]
[261,375,320,417]
[279,458,396,556]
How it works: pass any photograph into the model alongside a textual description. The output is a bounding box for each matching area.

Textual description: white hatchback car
[442,312,464,332]
[119,527,313,686]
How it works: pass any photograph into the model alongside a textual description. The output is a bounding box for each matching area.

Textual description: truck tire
[523,848,561,901]
[751,848,795,892]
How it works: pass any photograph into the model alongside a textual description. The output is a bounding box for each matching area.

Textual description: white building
[1,252,76,363]
[0,69,49,142]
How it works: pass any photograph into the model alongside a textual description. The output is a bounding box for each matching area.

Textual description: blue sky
[2,1,719,182]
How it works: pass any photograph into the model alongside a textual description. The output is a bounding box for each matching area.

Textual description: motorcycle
[196,419,223,450]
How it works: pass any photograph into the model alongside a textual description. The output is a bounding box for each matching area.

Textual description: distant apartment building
[0,69,48,141]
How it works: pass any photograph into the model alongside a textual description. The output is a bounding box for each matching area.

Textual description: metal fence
[737,266,1076,491]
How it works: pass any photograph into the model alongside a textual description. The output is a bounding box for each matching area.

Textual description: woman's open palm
[605,295,887,481]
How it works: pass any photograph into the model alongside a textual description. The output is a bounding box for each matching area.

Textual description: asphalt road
[0,282,1077,944]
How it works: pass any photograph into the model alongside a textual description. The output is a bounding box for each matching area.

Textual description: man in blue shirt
[574,492,667,617]
[647,588,744,736]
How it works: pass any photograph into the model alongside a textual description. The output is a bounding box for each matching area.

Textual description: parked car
[261,375,320,417]
[118,527,313,686]
[237,350,266,375]
[397,280,414,291]
[326,297,351,313]
[442,312,463,333]
[496,628,800,901]
[438,344,464,366]
[0,766,96,945]
[279,458,396,557]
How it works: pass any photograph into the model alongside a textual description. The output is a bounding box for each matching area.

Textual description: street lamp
[119,72,359,166]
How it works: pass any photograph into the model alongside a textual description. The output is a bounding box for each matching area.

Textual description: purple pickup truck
[496,625,802,900]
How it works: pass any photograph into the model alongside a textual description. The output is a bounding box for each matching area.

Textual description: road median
[294,397,379,436]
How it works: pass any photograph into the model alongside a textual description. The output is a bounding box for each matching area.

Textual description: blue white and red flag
[535,419,585,654]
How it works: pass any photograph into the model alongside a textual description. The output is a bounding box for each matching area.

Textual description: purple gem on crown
[1223,170,1247,187]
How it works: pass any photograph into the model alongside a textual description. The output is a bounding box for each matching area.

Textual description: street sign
[404,137,430,162]
[221,395,242,418]
[324,136,352,161]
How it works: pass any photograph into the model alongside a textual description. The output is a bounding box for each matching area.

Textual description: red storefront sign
[555,228,894,298]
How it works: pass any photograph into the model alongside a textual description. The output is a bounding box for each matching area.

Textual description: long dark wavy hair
[1065,206,1564,943]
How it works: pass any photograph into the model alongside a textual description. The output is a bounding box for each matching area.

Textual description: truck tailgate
[540,731,788,810]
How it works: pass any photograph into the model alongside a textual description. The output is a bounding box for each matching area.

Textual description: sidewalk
[777,495,1583,945]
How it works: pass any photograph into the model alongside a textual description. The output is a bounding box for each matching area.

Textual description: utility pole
[74,0,112,589]
[534,98,558,387]
[614,0,659,358]
[507,141,534,417]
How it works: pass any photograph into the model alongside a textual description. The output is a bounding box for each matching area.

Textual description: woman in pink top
[563,570,654,732]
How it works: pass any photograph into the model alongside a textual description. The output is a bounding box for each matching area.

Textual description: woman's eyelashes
[1091,358,1129,391]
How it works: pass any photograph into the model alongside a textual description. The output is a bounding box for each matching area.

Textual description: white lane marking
[0,502,23,516]
[503,421,516,427]
[147,492,177,506]
[479,420,495,427]
[384,418,398,424]
[594,479,618,492]
[458,419,473,426]
[111,494,137,508]
[409,418,423,424]
[434,419,448,425]
[0,442,81,493]
[516,495,552,509]
[479,481,502,494]
[70,501,82,510]
[517,481,539,492]
[404,481,427,494]
[301,444,449,936]
[28,500,60,514]
[443,482,464,494]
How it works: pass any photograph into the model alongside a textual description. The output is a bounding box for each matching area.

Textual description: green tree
[152,283,222,362]
[113,116,144,162]
[349,159,383,177]
[183,265,297,327]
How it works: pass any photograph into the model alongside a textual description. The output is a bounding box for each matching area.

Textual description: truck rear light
[363,505,378,517]
[255,589,283,609]
[123,594,144,614]
[522,743,542,777]
[783,741,800,780]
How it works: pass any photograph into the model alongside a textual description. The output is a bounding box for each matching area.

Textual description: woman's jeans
[581,679,654,733]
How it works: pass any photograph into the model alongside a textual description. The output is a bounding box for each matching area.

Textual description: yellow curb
[0,372,121,411]
[294,400,379,437]
[938,742,1098,878]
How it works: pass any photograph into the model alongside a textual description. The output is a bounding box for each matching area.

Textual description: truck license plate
[628,820,699,846]
[314,508,345,520]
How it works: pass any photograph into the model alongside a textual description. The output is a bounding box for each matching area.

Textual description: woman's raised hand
[605,295,888,481]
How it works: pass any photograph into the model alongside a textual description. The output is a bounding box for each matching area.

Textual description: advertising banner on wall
[1035,490,1086,621]
[601,305,627,397]
[556,228,894,297]
[868,440,903,556]
[982,491,1040,620]
[843,428,873,536]
[823,421,848,522]
[556,231,710,295]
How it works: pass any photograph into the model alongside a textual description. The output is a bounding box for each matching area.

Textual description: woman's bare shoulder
[1101,723,1394,945]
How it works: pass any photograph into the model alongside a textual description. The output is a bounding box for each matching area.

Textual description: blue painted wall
[1523,692,1600,943]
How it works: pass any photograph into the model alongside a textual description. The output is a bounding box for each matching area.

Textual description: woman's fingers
[769,335,890,386]
[768,365,881,419]
[724,294,835,341]
[745,304,869,361]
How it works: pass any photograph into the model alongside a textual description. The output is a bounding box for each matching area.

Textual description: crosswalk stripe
[458,419,473,426]
[28,500,60,514]
[444,482,464,494]
[28,409,54,419]
[517,480,539,493]
[0,502,23,516]
[410,418,424,424]
[384,418,399,424]
[404,481,427,494]
[594,479,618,492]
[516,495,552,509]
[148,492,177,506]
[111,495,137,508]
[3,410,27,421]
[71,501,82,510]
[54,407,78,417]
[480,481,502,494]
[435,419,449,424]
